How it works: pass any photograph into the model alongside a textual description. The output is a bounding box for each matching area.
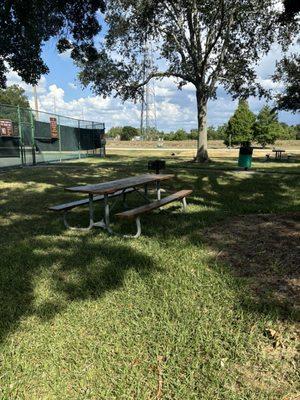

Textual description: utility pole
[140,41,157,140]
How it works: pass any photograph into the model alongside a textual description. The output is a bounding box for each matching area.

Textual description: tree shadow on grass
[138,170,300,322]
[198,213,300,322]
[0,219,160,343]
[0,167,162,344]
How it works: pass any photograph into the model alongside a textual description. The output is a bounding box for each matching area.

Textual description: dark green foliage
[273,54,300,113]
[276,123,298,140]
[207,125,227,140]
[225,100,256,145]
[107,126,123,139]
[0,85,31,123]
[171,129,188,141]
[0,85,30,108]
[282,0,300,21]
[294,124,300,140]
[0,1,105,87]
[120,126,138,141]
[189,129,199,140]
[253,106,283,147]
[143,127,162,140]
[163,129,187,140]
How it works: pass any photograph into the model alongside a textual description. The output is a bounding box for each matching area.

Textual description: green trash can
[238,143,253,170]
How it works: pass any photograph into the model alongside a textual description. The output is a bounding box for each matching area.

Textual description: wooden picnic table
[66,174,174,196]
[272,149,285,160]
[65,174,174,233]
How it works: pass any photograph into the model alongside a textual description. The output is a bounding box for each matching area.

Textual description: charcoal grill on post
[148,159,166,174]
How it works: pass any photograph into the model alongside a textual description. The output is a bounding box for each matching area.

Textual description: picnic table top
[65,173,175,195]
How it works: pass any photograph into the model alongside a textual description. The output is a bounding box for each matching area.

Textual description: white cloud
[6,69,47,95]
[257,78,284,90]
[68,83,77,90]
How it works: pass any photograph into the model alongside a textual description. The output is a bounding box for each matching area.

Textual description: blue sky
[6,38,299,131]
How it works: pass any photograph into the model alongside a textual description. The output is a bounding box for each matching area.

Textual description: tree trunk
[195,90,209,163]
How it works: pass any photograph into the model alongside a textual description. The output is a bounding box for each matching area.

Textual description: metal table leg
[89,193,94,227]
[62,193,95,230]
[156,181,161,200]
[104,194,113,234]
[104,194,109,226]
[122,190,128,209]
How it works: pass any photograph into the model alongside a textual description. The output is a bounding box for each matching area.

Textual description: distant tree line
[107,101,299,145]
[224,100,299,147]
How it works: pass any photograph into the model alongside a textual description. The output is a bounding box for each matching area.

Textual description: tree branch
[200,0,225,80]
[131,70,195,90]
[208,14,234,91]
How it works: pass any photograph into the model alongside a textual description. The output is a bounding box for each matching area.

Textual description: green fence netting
[0,104,105,167]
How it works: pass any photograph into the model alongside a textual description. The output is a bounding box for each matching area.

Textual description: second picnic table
[272,149,285,160]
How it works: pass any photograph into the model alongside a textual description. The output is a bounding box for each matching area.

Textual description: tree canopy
[273,54,300,113]
[225,100,256,145]
[77,0,297,161]
[107,126,123,139]
[0,85,30,108]
[0,85,31,123]
[120,126,139,141]
[0,0,105,88]
[282,0,300,21]
[253,106,283,147]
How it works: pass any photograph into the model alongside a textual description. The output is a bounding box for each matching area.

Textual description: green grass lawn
[0,156,299,399]
[106,149,300,174]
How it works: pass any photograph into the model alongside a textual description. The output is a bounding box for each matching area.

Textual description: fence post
[17,105,26,165]
[78,120,81,159]
[58,115,62,163]
[30,110,36,165]
[92,121,95,155]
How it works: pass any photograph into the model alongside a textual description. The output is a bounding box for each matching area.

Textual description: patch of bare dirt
[203,213,300,315]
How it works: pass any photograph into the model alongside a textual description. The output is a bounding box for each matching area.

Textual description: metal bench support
[122,217,142,239]
[62,193,96,231]
[182,197,187,211]
[63,210,94,231]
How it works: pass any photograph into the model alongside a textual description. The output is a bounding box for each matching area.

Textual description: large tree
[0,0,105,88]
[225,100,256,146]
[253,105,283,147]
[76,0,297,162]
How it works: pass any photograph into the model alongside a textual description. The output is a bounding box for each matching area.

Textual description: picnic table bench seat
[49,187,135,229]
[49,188,135,212]
[115,189,193,238]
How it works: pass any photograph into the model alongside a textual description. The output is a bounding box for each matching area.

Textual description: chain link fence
[0,104,106,168]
